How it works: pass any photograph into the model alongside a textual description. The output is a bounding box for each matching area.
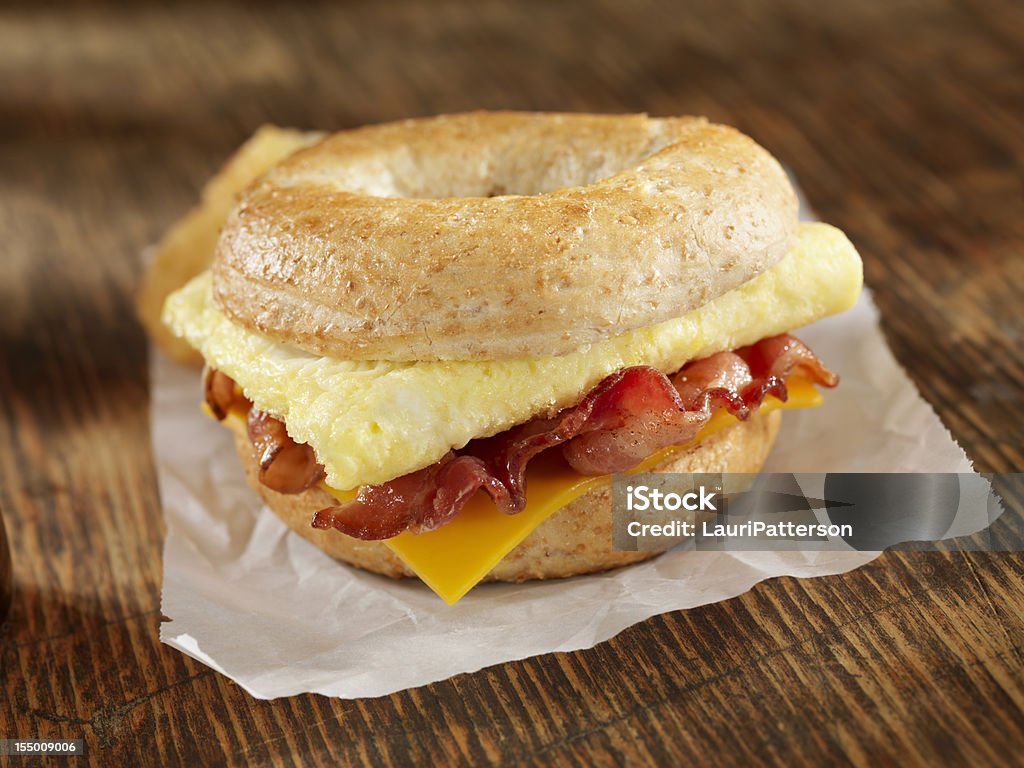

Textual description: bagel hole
[374,129,681,200]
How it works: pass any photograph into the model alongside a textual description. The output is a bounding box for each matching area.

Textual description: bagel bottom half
[228,409,781,583]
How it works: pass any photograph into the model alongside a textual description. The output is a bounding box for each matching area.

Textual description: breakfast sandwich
[154,112,863,603]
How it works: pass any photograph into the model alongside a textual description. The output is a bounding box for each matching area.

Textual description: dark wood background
[2,1,1023,765]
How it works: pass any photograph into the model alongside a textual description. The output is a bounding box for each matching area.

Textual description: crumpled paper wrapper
[154,207,974,700]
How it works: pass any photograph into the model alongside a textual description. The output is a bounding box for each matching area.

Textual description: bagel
[159,111,863,603]
[212,112,798,361]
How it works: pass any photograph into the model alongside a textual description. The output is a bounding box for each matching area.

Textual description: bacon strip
[567,334,837,474]
[203,368,326,495]
[311,333,837,540]
[247,409,326,494]
[203,366,248,420]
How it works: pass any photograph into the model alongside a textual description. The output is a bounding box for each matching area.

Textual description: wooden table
[2,1,1022,764]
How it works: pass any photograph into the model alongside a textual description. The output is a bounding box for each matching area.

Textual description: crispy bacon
[246,409,326,495]
[310,333,838,540]
[311,453,510,540]
[203,366,326,495]
[203,366,248,420]
[566,336,838,475]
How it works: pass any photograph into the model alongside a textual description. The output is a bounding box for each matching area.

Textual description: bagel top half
[211,112,798,361]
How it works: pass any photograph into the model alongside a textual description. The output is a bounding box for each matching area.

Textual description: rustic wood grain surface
[2,0,1022,765]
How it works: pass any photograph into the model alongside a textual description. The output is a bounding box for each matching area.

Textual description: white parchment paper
[154,208,975,699]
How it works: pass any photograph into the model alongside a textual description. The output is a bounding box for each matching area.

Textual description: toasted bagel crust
[228,410,781,584]
[212,112,797,361]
